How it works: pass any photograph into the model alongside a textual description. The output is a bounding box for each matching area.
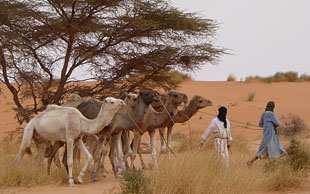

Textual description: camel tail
[14,119,35,163]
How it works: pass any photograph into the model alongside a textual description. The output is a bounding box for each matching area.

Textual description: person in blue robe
[247,101,287,167]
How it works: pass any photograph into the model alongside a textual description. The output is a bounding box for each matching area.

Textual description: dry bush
[247,92,255,101]
[120,169,151,194]
[262,137,310,191]
[0,142,66,188]
[278,114,309,136]
[299,73,310,81]
[147,153,263,194]
[226,74,236,81]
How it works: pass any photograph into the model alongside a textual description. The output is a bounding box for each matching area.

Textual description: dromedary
[128,90,188,170]
[14,97,125,186]
[34,93,84,167]
[99,90,160,178]
[49,92,140,182]
[132,95,212,169]
[49,90,158,181]
[158,95,212,159]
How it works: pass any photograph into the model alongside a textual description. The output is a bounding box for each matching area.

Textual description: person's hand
[199,139,205,148]
[227,142,231,150]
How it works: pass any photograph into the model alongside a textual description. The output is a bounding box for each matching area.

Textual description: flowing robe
[256,111,287,159]
[201,117,232,167]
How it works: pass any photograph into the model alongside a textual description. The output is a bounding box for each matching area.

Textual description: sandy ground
[0,80,310,194]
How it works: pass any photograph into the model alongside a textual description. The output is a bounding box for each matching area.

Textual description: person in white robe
[199,106,233,167]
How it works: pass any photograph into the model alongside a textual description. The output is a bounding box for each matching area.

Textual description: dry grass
[0,142,66,188]
[148,153,263,194]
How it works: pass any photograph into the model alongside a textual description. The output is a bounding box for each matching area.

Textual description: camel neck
[84,103,115,135]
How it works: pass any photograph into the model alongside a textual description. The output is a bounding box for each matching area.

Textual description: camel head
[192,95,212,109]
[104,97,126,111]
[167,90,188,106]
[151,93,167,112]
[67,93,81,102]
[125,93,138,109]
[138,90,160,106]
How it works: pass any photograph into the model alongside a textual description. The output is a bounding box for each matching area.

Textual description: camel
[99,90,160,178]
[34,93,84,167]
[58,93,139,182]
[46,91,157,181]
[127,90,188,170]
[157,95,212,160]
[14,97,125,186]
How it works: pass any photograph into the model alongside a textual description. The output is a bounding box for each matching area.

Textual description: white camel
[14,97,125,186]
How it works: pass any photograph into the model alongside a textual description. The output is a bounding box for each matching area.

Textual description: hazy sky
[170,0,310,81]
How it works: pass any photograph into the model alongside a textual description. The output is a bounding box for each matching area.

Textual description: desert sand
[0,80,310,194]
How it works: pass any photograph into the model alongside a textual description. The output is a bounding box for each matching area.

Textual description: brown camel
[47,90,159,181]
[127,90,188,170]
[158,95,212,159]
[99,90,160,178]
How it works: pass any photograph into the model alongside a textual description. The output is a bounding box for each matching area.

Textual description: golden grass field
[0,80,310,194]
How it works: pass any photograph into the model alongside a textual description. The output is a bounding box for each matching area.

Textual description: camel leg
[47,141,64,175]
[130,131,141,169]
[149,129,158,168]
[99,139,108,178]
[137,138,147,170]
[109,134,118,177]
[115,132,125,175]
[122,131,132,168]
[76,138,93,184]
[86,136,97,174]
[53,151,62,169]
[66,139,75,187]
[62,144,69,174]
[166,123,174,160]
[158,127,166,160]
[34,138,48,164]
[90,136,105,182]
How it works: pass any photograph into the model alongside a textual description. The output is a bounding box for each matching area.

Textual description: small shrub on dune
[286,138,310,172]
[278,114,309,136]
[299,73,310,81]
[263,137,310,191]
[247,92,255,101]
[226,74,236,81]
[120,169,150,194]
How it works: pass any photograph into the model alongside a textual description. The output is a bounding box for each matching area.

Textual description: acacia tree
[0,0,225,123]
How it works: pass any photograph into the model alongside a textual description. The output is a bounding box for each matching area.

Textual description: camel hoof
[91,178,99,182]
[69,179,76,187]
[75,177,83,184]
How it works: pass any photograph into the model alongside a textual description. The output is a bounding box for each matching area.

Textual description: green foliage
[0,0,225,124]
[120,169,150,194]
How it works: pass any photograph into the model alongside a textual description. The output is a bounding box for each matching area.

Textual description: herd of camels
[14,89,212,186]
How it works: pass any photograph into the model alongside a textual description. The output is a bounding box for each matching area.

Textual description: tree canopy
[0,0,225,123]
